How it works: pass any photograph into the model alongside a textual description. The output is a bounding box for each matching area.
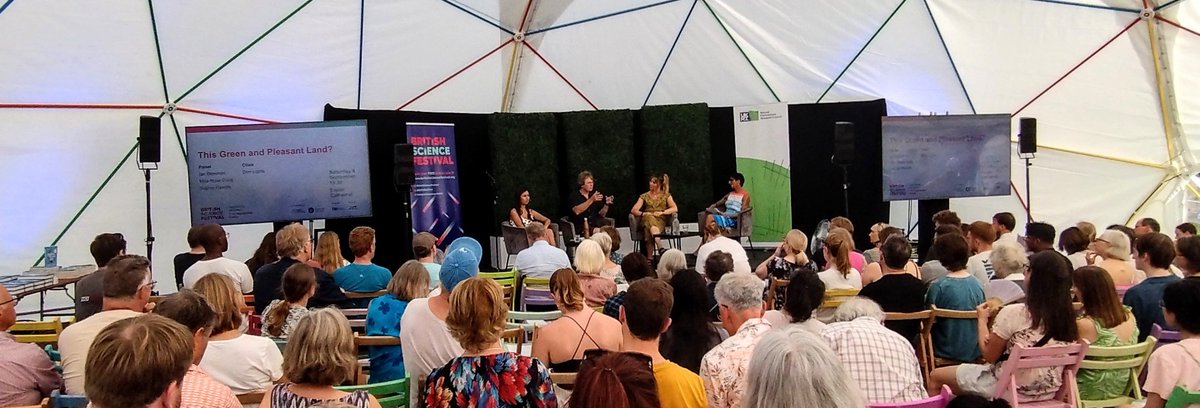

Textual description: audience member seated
[194,273,283,394]
[655,248,687,280]
[308,231,349,272]
[1072,265,1139,400]
[987,242,1028,304]
[262,309,381,408]
[1059,226,1092,270]
[400,244,478,398]
[569,351,656,408]
[993,212,1020,245]
[662,269,726,374]
[262,263,316,339]
[533,269,622,373]
[762,270,826,334]
[510,188,556,246]
[860,235,927,341]
[600,226,624,263]
[515,222,571,280]
[705,172,751,230]
[1092,229,1141,286]
[183,224,254,293]
[1135,217,1161,237]
[703,251,735,320]
[926,233,986,363]
[927,251,1080,400]
[631,174,678,255]
[755,229,818,310]
[1078,221,1099,242]
[966,221,996,284]
[818,228,863,290]
[153,290,241,408]
[1176,235,1200,278]
[567,170,613,235]
[574,240,617,307]
[695,220,752,277]
[84,314,192,408]
[1126,232,1181,342]
[921,224,964,284]
[830,217,868,272]
[618,279,707,408]
[413,232,442,288]
[1024,222,1057,253]
[602,252,654,318]
[76,232,126,321]
[864,222,890,264]
[823,298,926,403]
[423,278,556,407]
[701,272,770,408]
[365,261,429,383]
[1176,222,1197,240]
[933,209,962,229]
[253,223,352,314]
[861,226,921,285]
[1142,278,1200,408]
[589,232,623,281]
[746,325,866,407]
[61,254,152,394]
[333,226,391,297]
[175,225,205,288]
[245,231,278,276]
[0,285,59,406]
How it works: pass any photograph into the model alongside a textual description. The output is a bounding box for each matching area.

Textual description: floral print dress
[423,352,556,408]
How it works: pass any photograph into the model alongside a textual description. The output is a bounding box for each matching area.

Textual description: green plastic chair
[1075,337,1156,408]
[335,377,409,408]
[1166,386,1200,408]
[479,269,517,287]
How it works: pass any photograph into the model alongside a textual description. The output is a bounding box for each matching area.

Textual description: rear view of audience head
[575,239,607,276]
[90,232,127,267]
[412,231,438,261]
[266,263,316,337]
[966,221,996,250]
[314,231,346,272]
[1058,226,1090,254]
[590,232,613,257]
[622,278,673,340]
[347,226,376,259]
[1163,278,1200,335]
[1175,235,1200,276]
[824,228,853,277]
[85,314,192,408]
[192,273,244,335]
[743,325,865,408]
[570,351,658,408]
[196,223,228,254]
[989,242,1028,279]
[601,226,622,252]
[283,308,357,386]
[550,268,587,312]
[933,233,971,272]
[441,244,481,293]
[830,216,855,235]
[446,277,507,353]
[276,223,312,260]
[663,269,722,372]
[1026,251,1079,342]
[1134,232,1176,271]
[103,254,153,309]
[832,297,885,323]
[1176,222,1197,240]
[1025,222,1056,252]
[1135,217,1161,236]
[704,250,734,283]
[933,210,962,228]
[620,252,653,283]
[152,289,217,364]
[1071,266,1127,329]
[714,272,765,334]
[386,260,431,301]
[783,271,825,323]
[526,222,547,243]
[880,234,912,270]
[248,231,278,271]
[1095,229,1132,261]
[656,248,686,280]
[1076,221,1098,242]
[992,212,1016,234]
[782,229,810,259]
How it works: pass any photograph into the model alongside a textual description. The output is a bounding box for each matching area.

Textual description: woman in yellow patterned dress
[631,174,678,255]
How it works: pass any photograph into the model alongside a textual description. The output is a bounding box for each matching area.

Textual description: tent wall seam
[356,0,365,109]
[1012,18,1140,116]
[1031,0,1139,13]
[1011,141,1167,169]
[524,43,598,110]
[1145,12,1178,160]
[922,0,975,114]
[168,114,186,162]
[527,0,679,35]
[1126,173,1174,223]
[501,0,536,112]
[817,0,907,103]
[31,144,139,267]
[173,0,315,104]
[398,39,514,110]
[439,0,513,34]
[1158,17,1200,39]
[699,0,779,102]
[146,0,171,103]
[642,0,700,107]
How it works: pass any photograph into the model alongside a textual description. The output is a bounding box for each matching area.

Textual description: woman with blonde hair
[307,231,348,273]
[656,248,687,280]
[532,269,622,373]
[262,263,316,339]
[864,222,890,264]
[1090,229,1142,285]
[755,230,818,309]
[818,228,862,289]
[364,261,430,383]
[631,174,679,255]
[423,278,556,407]
[589,233,623,281]
[195,273,283,394]
[574,240,617,307]
[261,308,381,407]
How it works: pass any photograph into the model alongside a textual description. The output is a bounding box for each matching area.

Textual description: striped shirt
[181,365,241,408]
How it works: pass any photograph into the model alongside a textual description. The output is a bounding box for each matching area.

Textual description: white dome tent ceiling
[0,0,1196,282]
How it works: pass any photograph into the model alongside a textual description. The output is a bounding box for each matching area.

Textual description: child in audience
[262,263,316,339]
[1142,278,1200,408]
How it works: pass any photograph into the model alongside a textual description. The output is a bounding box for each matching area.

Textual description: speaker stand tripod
[138,162,158,264]
[1020,152,1034,223]
[839,164,851,217]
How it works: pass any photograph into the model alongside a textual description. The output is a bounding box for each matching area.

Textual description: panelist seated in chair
[705,173,751,230]
[631,174,678,255]
[566,170,613,236]
[510,188,556,246]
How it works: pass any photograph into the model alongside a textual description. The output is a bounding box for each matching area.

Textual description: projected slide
[882,114,1011,201]
[186,120,373,225]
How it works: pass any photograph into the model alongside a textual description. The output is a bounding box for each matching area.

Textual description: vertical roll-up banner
[407,123,463,246]
[733,104,792,242]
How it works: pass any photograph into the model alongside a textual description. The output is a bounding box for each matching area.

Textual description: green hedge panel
[639,103,712,224]
[488,112,560,233]
[561,110,637,227]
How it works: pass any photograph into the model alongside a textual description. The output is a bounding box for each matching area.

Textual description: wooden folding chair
[501,326,525,355]
[820,288,860,309]
[930,306,983,367]
[991,343,1088,407]
[885,310,934,381]
[766,276,788,310]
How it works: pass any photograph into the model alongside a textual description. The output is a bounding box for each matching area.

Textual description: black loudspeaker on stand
[1018,117,1036,223]
[832,122,855,217]
[138,115,161,263]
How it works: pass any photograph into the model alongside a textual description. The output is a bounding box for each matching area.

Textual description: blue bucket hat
[440,246,480,293]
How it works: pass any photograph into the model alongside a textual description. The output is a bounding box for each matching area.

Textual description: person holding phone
[567,170,612,235]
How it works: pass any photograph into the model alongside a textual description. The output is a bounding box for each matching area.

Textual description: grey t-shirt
[920,260,949,284]
[74,267,106,321]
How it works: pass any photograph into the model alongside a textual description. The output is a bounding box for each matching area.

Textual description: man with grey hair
[514,223,569,279]
[699,272,771,408]
[822,297,926,404]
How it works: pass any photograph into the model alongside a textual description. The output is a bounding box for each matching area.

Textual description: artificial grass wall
[488,112,560,232]
[639,103,712,224]
[560,110,637,226]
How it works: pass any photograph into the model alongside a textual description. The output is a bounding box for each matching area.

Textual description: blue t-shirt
[334,263,392,293]
[365,293,409,383]
[926,275,985,362]
[1124,274,1181,342]
[422,262,442,289]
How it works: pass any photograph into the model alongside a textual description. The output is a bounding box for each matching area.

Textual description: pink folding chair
[992,342,1089,407]
[869,385,951,408]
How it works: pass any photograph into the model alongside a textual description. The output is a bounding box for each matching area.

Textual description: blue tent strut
[1155,0,1182,11]
[357,0,366,109]
[441,0,513,35]
[923,0,976,114]
[0,0,14,17]
[643,0,700,107]
[528,0,680,36]
[1032,0,1139,13]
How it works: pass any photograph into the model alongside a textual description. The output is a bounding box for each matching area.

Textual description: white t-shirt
[818,267,863,290]
[695,236,752,276]
[400,297,464,398]
[183,257,254,293]
[199,334,283,394]
[762,310,827,335]
[60,309,143,394]
[966,250,993,285]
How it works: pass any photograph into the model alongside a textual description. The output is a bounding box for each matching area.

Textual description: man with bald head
[0,286,61,405]
[182,224,253,293]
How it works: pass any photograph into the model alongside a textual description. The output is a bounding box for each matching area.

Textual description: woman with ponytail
[262,263,317,339]
[817,228,862,290]
[631,173,679,255]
